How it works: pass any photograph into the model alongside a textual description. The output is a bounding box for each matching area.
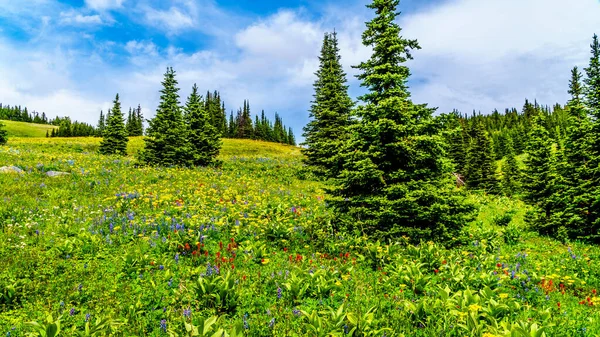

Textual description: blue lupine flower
[183,308,191,318]
[175,253,179,263]
[85,313,91,322]
[269,318,275,328]
[159,265,164,270]
[292,308,301,316]
[277,287,282,299]
[160,319,167,332]
[69,308,76,316]
[243,313,249,330]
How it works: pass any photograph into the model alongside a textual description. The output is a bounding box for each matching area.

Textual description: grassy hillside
[1,119,58,137]
[0,138,599,336]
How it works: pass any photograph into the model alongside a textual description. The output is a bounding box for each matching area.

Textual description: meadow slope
[1,120,58,138]
[0,137,599,336]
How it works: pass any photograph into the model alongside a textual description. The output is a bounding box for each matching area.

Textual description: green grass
[1,137,599,336]
[1,120,58,137]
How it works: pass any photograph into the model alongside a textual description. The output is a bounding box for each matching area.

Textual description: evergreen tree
[184,84,221,166]
[327,0,474,242]
[302,31,354,178]
[501,137,520,195]
[444,111,468,174]
[134,105,144,136]
[287,127,296,146]
[97,110,105,137]
[99,94,129,156]
[464,120,499,192]
[0,121,7,145]
[140,67,190,166]
[522,114,555,207]
[228,111,236,138]
[45,130,49,138]
[126,108,136,136]
[549,60,598,240]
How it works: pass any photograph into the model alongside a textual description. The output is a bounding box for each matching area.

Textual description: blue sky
[0,0,599,141]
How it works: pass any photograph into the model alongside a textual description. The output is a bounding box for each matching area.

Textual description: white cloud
[59,10,103,25]
[125,40,158,55]
[399,0,600,113]
[142,6,194,33]
[85,0,125,11]
[1,0,599,141]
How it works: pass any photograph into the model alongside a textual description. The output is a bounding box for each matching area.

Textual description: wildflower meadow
[1,137,599,336]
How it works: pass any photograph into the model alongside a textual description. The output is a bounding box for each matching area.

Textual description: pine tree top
[354,0,420,107]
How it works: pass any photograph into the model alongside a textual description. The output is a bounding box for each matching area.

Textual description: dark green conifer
[501,137,521,195]
[522,114,555,206]
[327,0,474,242]
[302,31,354,178]
[184,84,221,166]
[465,120,499,192]
[140,67,190,166]
[0,121,7,145]
[99,94,129,156]
[96,110,105,137]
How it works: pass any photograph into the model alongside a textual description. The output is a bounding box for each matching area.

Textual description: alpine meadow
[3,0,600,336]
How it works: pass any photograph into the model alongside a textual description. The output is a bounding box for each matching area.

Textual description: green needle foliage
[140,67,191,167]
[0,120,7,145]
[500,138,520,195]
[302,31,354,179]
[184,84,222,167]
[465,120,499,192]
[327,0,474,243]
[99,94,128,156]
[522,114,555,217]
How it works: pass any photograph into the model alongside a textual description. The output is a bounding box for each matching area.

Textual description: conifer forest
[2,0,600,336]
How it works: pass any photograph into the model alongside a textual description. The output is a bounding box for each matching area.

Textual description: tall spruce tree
[0,121,7,145]
[465,120,499,192]
[97,110,105,137]
[140,67,191,166]
[126,108,136,136]
[522,113,555,208]
[99,94,129,156]
[134,105,144,136]
[501,137,520,195]
[543,68,595,239]
[444,111,468,174]
[184,84,221,166]
[327,0,473,242]
[302,31,354,178]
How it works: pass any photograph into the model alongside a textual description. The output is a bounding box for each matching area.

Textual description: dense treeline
[0,103,96,137]
[441,35,600,242]
[0,104,49,124]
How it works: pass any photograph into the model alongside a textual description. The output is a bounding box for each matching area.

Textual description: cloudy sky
[0,0,599,140]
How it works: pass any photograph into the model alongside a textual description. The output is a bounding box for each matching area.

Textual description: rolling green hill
[0,119,58,137]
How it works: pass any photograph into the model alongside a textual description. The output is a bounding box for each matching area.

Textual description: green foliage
[302,31,354,179]
[522,114,555,207]
[98,94,129,156]
[184,84,222,167]
[465,120,499,192]
[328,0,474,243]
[0,120,7,145]
[501,138,521,195]
[140,67,191,167]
